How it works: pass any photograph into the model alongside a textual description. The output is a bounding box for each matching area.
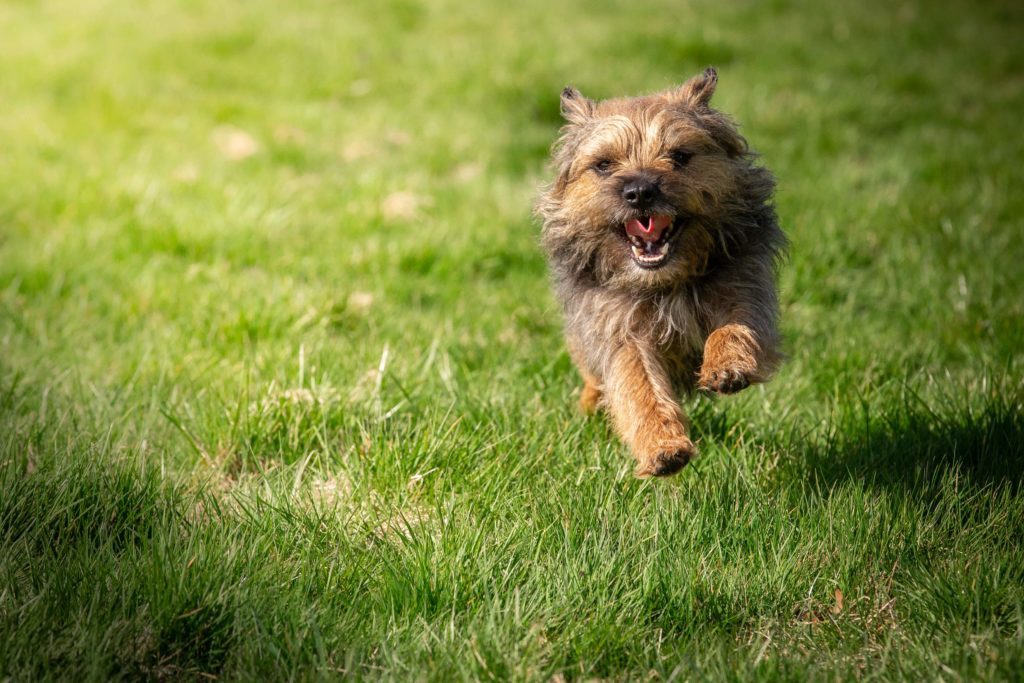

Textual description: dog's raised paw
[699,367,751,395]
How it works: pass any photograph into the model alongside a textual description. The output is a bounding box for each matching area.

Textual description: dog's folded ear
[560,86,595,124]
[673,67,718,107]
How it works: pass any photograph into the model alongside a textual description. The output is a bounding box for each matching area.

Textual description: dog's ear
[673,67,718,107]
[560,86,594,124]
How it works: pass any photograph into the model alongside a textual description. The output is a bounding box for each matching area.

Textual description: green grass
[2,0,1023,679]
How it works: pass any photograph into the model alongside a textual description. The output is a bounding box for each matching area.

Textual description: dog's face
[538,69,753,290]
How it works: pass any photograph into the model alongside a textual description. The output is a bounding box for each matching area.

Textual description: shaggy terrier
[536,68,786,476]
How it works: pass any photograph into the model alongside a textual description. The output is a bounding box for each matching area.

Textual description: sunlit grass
[1,0,1022,679]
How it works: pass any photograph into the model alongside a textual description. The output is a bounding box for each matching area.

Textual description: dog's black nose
[622,178,659,207]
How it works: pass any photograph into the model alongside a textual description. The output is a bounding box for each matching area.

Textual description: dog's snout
[621,177,660,208]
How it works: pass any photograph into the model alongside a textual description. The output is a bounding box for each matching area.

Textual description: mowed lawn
[2,0,1023,679]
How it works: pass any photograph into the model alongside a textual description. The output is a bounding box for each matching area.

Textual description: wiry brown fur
[536,68,786,477]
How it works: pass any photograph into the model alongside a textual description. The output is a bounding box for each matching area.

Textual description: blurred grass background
[1,0,1023,679]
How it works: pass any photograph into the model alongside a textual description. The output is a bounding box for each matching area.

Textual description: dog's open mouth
[623,214,682,269]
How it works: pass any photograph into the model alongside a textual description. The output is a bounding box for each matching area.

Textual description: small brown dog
[536,68,786,477]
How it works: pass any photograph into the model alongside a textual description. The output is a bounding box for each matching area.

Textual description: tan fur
[605,342,695,477]
[579,376,602,415]
[536,69,786,477]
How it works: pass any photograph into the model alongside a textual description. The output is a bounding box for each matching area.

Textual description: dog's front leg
[605,342,696,477]
[698,322,780,394]
[697,264,783,395]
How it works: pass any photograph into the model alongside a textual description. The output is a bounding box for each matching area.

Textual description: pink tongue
[625,215,672,242]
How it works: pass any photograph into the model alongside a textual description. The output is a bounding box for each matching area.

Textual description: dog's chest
[565,284,706,372]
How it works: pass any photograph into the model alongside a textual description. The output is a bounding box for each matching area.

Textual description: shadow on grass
[688,379,1024,494]
[801,388,1024,494]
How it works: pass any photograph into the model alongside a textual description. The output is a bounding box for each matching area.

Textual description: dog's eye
[670,149,694,168]
[592,159,613,175]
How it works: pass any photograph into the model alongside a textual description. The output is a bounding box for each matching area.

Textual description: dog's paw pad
[700,368,751,395]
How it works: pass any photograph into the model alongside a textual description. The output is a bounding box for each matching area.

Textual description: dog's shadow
[690,391,1024,495]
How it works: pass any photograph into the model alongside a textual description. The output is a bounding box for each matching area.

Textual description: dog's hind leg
[579,375,602,415]
[567,335,603,415]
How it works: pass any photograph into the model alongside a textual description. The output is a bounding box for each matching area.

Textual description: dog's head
[538,68,769,290]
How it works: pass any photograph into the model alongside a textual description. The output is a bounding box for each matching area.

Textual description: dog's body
[536,68,786,476]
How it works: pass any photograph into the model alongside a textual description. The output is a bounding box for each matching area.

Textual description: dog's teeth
[630,236,672,267]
